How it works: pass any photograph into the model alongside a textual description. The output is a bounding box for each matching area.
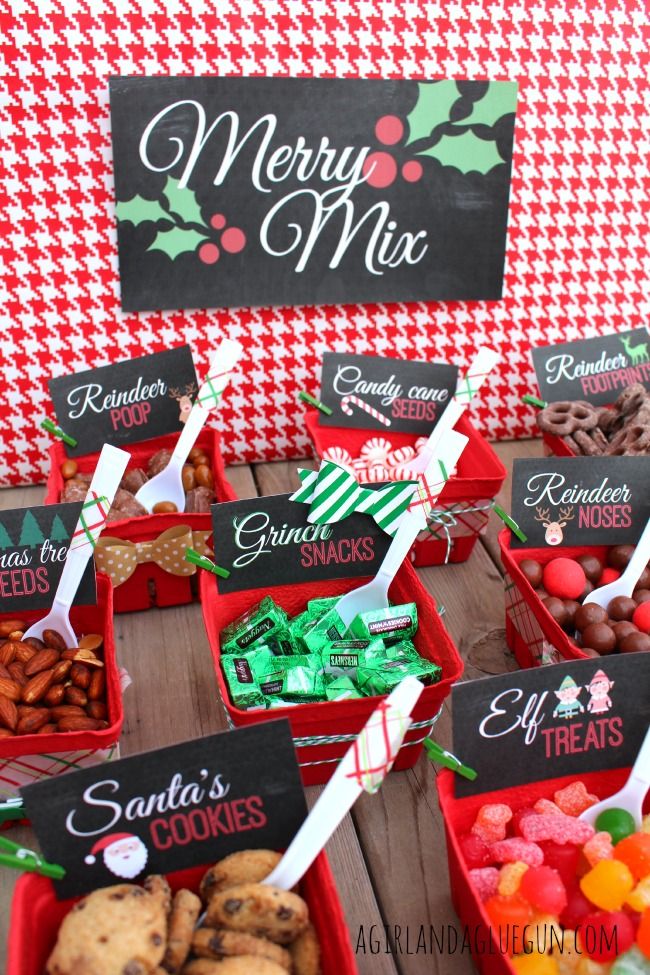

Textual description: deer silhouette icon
[535,505,575,546]
[168,382,198,424]
[620,334,649,366]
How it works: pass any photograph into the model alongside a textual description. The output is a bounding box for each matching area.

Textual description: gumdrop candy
[616,834,650,881]
[638,907,650,959]
[468,866,499,902]
[521,813,595,846]
[511,953,559,974]
[596,807,637,845]
[611,945,650,974]
[491,837,545,867]
[471,803,513,844]
[582,909,635,962]
[498,861,529,896]
[535,797,564,815]
[628,877,650,914]
[540,840,581,888]
[584,831,615,867]
[458,832,494,869]
[484,892,533,928]
[520,865,568,915]
[554,781,599,817]
[513,806,539,835]
[580,859,635,911]
[561,882,595,929]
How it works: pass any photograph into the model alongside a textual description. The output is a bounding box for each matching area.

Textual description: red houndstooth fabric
[1,1,648,486]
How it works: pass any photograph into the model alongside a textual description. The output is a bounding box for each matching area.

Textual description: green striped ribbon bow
[290,461,418,536]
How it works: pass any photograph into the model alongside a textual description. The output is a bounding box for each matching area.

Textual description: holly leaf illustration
[454,81,518,128]
[418,130,504,174]
[163,177,205,226]
[115,195,170,225]
[147,226,208,259]
[406,81,460,145]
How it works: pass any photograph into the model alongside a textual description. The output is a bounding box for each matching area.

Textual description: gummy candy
[471,803,513,844]
[521,813,595,846]
[584,831,615,867]
[638,908,650,959]
[520,865,568,915]
[561,883,595,929]
[535,798,564,815]
[596,807,637,845]
[484,892,533,928]
[554,782,599,817]
[540,841,581,888]
[512,806,538,835]
[491,838,545,867]
[458,832,493,870]
[582,910,635,962]
[627,877,650,913]
[468,866,499,902]
[511,952,559,974]
[580,859,634,911]
[498,861,529,896]
[616,835,650,881]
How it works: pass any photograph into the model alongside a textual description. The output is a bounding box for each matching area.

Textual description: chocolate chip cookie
[199,850,282,903]
[192,926,290,969]
[204,882,309,945]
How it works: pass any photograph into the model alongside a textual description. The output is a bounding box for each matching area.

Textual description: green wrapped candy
[288,610,318,652]
[258,654,325,701]
[307,596,339,617]
[385,639,420,662]
[356,656,441,696]
[266,625,296,656]
[221,596,289,654]
[348,603,418,642]
[320,638,385,678]
[221,648,274,710]
[325,676,363,701]
[302,605,347,653]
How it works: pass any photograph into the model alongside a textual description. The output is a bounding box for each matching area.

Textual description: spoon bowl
[585,516,650,611]
[580,725,650,830]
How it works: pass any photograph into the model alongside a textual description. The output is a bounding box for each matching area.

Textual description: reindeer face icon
[535,505,575,546]
[169,383,198,424]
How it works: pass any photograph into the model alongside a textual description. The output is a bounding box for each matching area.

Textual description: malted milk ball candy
[607,595,637,622]
[575,602,608,632]
[581,622,617,655]
[543,597,569,628]
[619,631,650,653]
[563,600,581,628]
[611,621,639,643]
[543,558,587,601]
[576,554,604,583]
[607,544,635,570]
[636,566,650,590]
[634,589,650,605]
[580,646,601,659]
[520,559,543,588]
[632,602,650,634]
[580,579,594,601]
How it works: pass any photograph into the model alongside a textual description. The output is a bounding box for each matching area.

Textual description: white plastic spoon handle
[54,444,130,609]
[630,725,650,791]
[264,677,425,891]
[620,517,650,593]
[171,403,210,464]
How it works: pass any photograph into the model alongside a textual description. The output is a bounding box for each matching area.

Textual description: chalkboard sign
[318,352,458,434]
[0,502,96,613]
[48,346,198,456]
[109,76,517,312]
[22,721,306,899]
[453,652,650,796]
[211,493,392,594]
[531,328,650,407]
[510,456,650,549]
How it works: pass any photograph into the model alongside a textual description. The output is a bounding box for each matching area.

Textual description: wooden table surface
[0,438,542,974]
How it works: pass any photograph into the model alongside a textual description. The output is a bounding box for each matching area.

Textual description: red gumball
[633,601,650,634]
[599,567,621,586]
[543,558,587,600]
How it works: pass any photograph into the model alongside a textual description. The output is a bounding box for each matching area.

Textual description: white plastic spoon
[135,339,243,514]
[393,346,499,476]
[264,676,425,890]
[579,725,650,830]
[22,443,130,646]
[334,428,469,629]
[586,515,650,610]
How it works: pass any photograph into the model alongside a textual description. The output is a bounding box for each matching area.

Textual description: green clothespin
[185,548,230,579]
[40,417,78,448]
[521,395,547,409]
[298,391,333,416]
[0,834,65,879]
[493,504,528,543]
[0,798,25,825]
[423,739,477,781]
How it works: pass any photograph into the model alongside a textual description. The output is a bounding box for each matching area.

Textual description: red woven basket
[437,766,645,975]
[0,573,123,797]
[6,849,357,975]
[45,429,236,613]
[200,559,463,786]
[305,409,507,566]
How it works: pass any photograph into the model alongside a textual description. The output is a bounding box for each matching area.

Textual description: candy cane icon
[341,395,392,427]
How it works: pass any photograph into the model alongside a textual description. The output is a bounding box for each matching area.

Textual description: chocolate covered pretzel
[537,401,599,437]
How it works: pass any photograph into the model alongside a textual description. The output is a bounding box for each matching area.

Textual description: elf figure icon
[586,669,614,715]
[553,675,584,720]
[84,833,148,879]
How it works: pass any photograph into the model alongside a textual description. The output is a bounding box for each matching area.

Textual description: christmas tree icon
[18,510,45,549]
[49,514,69,544]
[0,521,13,550]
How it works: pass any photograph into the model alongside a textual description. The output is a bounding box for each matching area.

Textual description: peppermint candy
[359,437,392,467]
[386,445,416,467]
[322,446,354,471]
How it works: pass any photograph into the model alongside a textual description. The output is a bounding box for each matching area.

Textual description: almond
[7,630,24,642]
[0,663,11,681]
[24,648,60,677]
[7,663,27,687]
[13,641,37,664]
[0,728,15,738]
[22,669,56,705]
[37,723,58,735]
[78,633,103,652]
[0,694,18,731]
[0,677,22,703]
[65,686,88,707]
[86,700,107,720]
[17,708,51,735]
[23,637,45,651]
[57,715,100,732]
[0,643,16,666]
[43,629,67,651]
[49,705,86,721]
[73,648,104,667]
[51,660,72,683]
[44,684,66,707]
[0,620,27,637]
[61,649,78,661]
[17,705,37,718]
[88,669,106,701]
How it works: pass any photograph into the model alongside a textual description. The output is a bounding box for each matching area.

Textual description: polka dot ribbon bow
[94,525,213,587]
[290,461,419,537]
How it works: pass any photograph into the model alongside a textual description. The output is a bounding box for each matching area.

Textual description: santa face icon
[85,832,148,879]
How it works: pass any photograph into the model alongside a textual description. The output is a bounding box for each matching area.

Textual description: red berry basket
[45,430,236,613]
[498,527,609,667]
[200,559,464,786]
[541,430,576,457]
[437,766,646,975]
[6,849,356,975]
[305,409,507,567]
[0,573,124,800]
